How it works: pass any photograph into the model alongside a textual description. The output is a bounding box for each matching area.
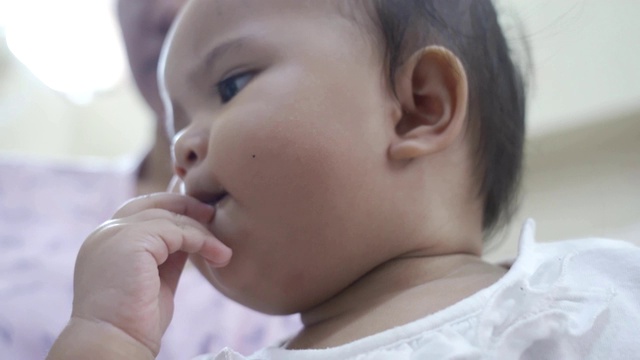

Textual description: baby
[48,0,640,359]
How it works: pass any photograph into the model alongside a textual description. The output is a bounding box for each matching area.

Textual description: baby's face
[162,0,401,314]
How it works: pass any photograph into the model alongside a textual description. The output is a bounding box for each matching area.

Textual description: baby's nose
[172,130,208,179]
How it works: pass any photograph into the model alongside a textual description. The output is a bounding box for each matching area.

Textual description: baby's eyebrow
[203,36,253,72]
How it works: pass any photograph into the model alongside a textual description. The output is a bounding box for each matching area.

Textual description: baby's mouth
[209,192,228,207]
[191,189,228,208]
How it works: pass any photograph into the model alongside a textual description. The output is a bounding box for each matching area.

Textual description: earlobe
[389,46,469,161]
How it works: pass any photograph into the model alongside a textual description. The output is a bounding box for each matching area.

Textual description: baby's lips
[188,189,228,219]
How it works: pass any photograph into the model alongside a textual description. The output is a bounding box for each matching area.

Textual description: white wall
[485,111,640,261]
[482,0,640,259]
[503,0,640,137]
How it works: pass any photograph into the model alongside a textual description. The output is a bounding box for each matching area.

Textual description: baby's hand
[51,193,231,358]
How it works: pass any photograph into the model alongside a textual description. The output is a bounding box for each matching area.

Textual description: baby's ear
[389,46,469,161]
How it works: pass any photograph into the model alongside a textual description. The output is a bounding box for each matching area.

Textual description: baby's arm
[47,193,232,359]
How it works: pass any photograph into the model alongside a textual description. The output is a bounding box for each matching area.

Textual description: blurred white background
[0,0,153,170]
[488,0,640,258]
[0,0,638,258]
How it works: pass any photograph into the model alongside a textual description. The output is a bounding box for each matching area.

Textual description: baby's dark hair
[369,0,527,235]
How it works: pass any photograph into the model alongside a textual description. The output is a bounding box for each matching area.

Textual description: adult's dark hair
[371,0,527,235]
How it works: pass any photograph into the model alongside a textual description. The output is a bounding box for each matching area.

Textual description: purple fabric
[0,160,300,359]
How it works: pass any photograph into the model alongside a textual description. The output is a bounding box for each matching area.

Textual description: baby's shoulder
[514,220,640,282]
[512,221,640,308]
[528,235,640,283]
[479,223,640,358]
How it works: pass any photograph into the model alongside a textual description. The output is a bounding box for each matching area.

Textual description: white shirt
[194,220,640,359]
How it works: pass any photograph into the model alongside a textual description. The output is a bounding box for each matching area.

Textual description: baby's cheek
[212,110,329,191]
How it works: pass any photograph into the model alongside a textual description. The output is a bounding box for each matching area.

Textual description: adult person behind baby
[117,0,182,194]
[116,0,300,358]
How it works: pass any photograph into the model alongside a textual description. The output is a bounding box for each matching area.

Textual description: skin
[47,0,508,358]
[117,0,188,193]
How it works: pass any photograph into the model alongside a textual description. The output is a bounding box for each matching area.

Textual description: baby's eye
[217,72,253,104]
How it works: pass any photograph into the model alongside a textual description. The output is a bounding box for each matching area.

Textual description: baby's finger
[108,208,218,250]
[138,217,232,267]
[114,208,214,232]
[158,251,190,298]
[114,193,215,225]
[96,213,231,266]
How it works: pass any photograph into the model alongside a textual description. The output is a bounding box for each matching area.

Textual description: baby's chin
[188,253,322,315]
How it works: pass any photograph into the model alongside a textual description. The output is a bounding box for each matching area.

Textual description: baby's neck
[286,253,507,350]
